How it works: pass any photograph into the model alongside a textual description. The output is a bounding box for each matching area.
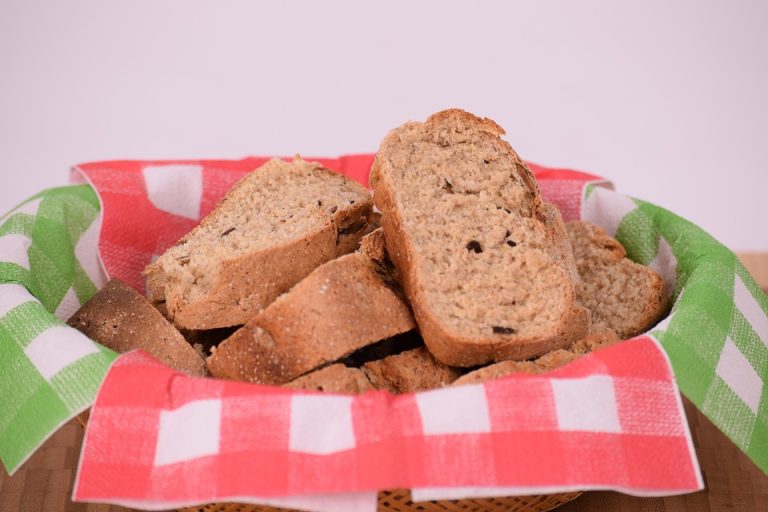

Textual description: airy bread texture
[67,279,207,377]
[207,250,416,385]
[567,220,668,338]
[453,331,620,385]
[145,157,374,330]
[370,109,588,367]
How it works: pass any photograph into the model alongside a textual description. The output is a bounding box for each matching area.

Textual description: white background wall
[1,0,766,250]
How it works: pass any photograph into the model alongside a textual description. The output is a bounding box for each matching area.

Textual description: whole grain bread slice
[207,250,416,385]
[145,157,374,330]
[541,202,580,284]
[285,364,376,394]
[370,109,587,367]
[453,330,620,385]
[362,346,461,393]
[67,279,207,376]
[566,220,668,339]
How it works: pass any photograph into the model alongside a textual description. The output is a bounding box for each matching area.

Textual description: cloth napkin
[0,185,116,473]
[73,337,700,511]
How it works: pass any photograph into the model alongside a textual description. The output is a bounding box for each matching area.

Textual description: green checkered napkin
[0,185,116,474]
[583,185,768,474]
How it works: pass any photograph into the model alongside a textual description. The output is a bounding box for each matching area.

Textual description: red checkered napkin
[73,337,702,511]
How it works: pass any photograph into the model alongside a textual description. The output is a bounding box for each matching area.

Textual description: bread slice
[67,279,207,377]
[362,347,461,393]
[453,360,541,384]
[369,109,587,367]
[541,202,580,284]
[145,157,374,330]
[285,364,375,394]
[535,330,620,368]
[453,331,620,385]
[539,201,593,355]
[566,220,668,339]
[207,251,416,385]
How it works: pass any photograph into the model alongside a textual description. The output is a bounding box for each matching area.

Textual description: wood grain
[2,253,766,511]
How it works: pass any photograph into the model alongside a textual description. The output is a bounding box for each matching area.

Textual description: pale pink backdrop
[0,0,766,249]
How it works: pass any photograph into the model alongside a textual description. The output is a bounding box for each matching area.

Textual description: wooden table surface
[2,254,767,512]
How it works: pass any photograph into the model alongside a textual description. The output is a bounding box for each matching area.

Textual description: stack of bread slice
[145,157,377,329]
[67,110,669,393]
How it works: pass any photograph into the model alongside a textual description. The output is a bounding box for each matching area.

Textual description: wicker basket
[178,490,582,512]
[75,411,580,512]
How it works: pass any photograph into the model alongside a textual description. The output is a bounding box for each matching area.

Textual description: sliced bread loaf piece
[566,220,667,339]
[528,203,592,346]
[453,331,620,385]
[205,323,277,383]
[285,364,375,394]
[453,360,541,384]
[207,250,415,385]
[362,347,461,393]
[370,109,587,367]
[145,157,374,330]
[541,202,580,284]
[67,279,207,376]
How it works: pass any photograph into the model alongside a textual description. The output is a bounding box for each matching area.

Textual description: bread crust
[370,109,586,367]
[541,202,580,284]
[453,330,620,385]
[67,279,207,377]
[205,323,280,383]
